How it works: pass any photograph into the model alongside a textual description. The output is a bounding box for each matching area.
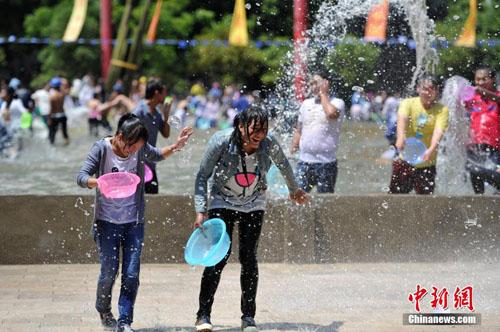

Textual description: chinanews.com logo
[403,284,481,326]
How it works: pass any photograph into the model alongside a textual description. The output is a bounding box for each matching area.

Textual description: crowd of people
[0,65,497,332]
[1,66,499,196]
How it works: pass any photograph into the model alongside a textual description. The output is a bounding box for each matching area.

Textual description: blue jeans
[94,220,144,325]
[296,161,338,193]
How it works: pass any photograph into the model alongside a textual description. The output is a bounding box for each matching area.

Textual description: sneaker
[99,311,117,329]
[195,315,213,332]
[241,316,258,332]
[114,322,135,332]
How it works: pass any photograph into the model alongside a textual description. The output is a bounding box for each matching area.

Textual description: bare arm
[429,127,445,152]
[422,127,445,162]
[112,95,136,112]
[160,101,172,138]
[320,80,340,119]
[476,87,500,103]
[96,98,120,113]
[395,113,409,151]
[291,124,302,154]
[159,127,193,158]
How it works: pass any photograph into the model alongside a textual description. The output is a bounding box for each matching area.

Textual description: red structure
[100,0,112,80]
[294,0,308,101]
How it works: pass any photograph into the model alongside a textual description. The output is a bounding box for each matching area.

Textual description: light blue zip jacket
[194,129,298,213]
[76,138,164,223]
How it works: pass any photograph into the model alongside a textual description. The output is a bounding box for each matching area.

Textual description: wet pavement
[1,262,499,331]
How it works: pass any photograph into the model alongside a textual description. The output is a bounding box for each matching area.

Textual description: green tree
[19,0,295,93]
[324,36,381,99]
[24,0,102,87]
[435,0,500,80]
[187,15,290,91]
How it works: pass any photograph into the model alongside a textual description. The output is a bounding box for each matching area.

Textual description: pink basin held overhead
[459,85,476,103]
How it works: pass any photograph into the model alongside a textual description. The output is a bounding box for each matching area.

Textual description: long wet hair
[230,106,269,153]
[115,113,149,146]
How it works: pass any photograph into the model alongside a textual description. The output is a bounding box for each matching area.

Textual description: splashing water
[264,0,478,195]
[267,0,439,139]
[74,197,91,217]
[436,76,471,195]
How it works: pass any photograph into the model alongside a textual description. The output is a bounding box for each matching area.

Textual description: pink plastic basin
[97,172,140,199]
[144,164,153,183]
[460,85,476,103]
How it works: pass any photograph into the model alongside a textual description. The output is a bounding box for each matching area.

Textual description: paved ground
[0,262,499,332]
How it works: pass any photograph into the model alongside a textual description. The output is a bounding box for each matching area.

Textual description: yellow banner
[229,0,249,47]
[110,59,138,71]
[364,0,389,42]
[62,0,88,42]
[455,0,477,47]
[147,0,163,43]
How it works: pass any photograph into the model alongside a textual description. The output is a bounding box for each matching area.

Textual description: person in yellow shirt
[389,75,449,194]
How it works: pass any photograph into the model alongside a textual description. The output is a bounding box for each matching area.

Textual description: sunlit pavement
[1,262,499,331]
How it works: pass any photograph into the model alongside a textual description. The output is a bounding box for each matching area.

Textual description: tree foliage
[1,0,498,92]
[435,0,500,81]
[19,0,291,92]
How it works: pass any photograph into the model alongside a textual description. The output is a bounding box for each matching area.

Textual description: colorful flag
[229,0,249,47]
[364,0,389,42]
[62,0,88,42]
[147,0,162,43]
[455,0,477,47]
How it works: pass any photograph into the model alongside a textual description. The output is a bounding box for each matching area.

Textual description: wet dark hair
[115,113,149,146]
[231,106,269,153]
[310,70,329,81]
[417,74,442,90]
[145,79,166,99]
[7,86,16,97]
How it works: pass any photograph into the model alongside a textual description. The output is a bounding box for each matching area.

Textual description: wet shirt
[31,89,50,116]
[465,91,500,150]
[398,97,449,167]
[132,100,164,147]
[96,138,139,224]
[209,153,266,213]
[0,99,27,133]
[297,97,345,163]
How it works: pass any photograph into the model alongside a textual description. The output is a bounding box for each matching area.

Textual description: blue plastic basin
[184,218,231,267]
[401,137,427,166]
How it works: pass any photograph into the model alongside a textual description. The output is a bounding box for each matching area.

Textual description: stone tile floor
[0,263,499,331]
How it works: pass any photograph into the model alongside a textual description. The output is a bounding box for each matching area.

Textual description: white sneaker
[195,315,213,332]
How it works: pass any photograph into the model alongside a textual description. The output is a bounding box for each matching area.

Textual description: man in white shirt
[291,73,345,193]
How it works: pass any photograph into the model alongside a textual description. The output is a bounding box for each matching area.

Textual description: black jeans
[466,144,500,194]
[197,208,264,319]
[48,114,68,144]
